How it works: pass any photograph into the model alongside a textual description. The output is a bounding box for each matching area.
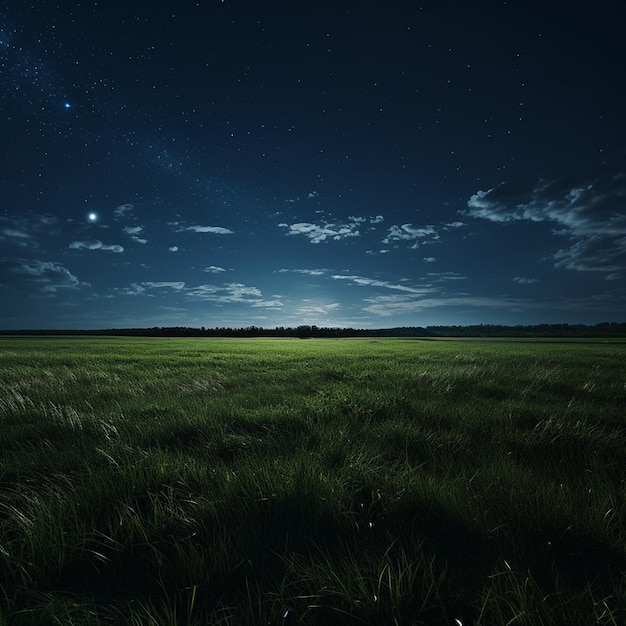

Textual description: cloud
[119,283,146,296]
[114,204,134,218]
[251,299,283,308]
[423,257,437,263]
[122,227,148,244]
[185,282,282,308]
[277,268,327,276]
[142,281,185,290]
[281,191,319,203]
[221,283,262,298]
[362,294,523,317]
[279,221,360,243]
[119,280,280,309]
[427,272,466,281]
[361,289,626,318]
[118,282,189,297]
[348,215,384,225]
[553,236,626,272]
[203,265,227,273]
[295,302,341,316]
[278,213,384,244]
[3,258,82,292]
[0,213,58,248]
[168,246,179,252]
[513,276,540,284]
[466,163,626,272]
[383,223,439,247]
[331,274,432,295]
[69,240,124,253]
[177,225,234,234]
[0,228,32,244]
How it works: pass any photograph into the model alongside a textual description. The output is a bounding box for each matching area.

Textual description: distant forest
[2,322,626,338]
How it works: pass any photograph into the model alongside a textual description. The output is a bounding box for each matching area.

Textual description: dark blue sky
[1,1,625,329]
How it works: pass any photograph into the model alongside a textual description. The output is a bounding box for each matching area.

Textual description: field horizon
[2,320,626,339]
[1,336,625,624]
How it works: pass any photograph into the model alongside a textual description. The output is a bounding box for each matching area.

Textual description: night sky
[2,1,625,330]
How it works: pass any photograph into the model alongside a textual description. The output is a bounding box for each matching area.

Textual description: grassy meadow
[0,336,625,625]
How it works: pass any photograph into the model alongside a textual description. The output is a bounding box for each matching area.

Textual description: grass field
[1,336,625,625]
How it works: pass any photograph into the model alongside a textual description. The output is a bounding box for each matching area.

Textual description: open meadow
[1,336,625,625]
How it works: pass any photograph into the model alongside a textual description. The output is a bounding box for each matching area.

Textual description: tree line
[2,322,626,337]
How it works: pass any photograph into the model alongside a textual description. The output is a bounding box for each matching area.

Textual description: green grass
[1,336,625,624]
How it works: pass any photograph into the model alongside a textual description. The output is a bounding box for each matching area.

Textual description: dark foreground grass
[0,336,625,625]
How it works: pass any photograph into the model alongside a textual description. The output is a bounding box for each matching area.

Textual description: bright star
[88,212,98,222]
[64,102,72,109]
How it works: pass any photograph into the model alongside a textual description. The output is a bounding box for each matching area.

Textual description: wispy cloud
[119,283,146,296]
[348,215,385,224]
[0,213,58,248]
[361,289,626,318]
[427,272,466,281]
[513,276,540,284]
[114,204,134,219]
[118,280,281,309]
[277,268,327,276]
[251,299,283,308]
[142,281,185,290]
[331,274,432,295]
[278,213,384,244]
[466,162,626,272]
[69,240,124,253]
[119,282,184,296]
[203,265,227,273]
[383,224,439,247]
[0,227,32,245]
[279,221,360,243]
[362,294,522,317]
[186,282,282,308]
[122,225,148,244]
[295,302,341,316]
[176,224,234,234]
[2,258,82,292]
[286,191,320,203]
[552,237,626,273]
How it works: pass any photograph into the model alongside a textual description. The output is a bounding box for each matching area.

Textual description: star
[87,212,98,222]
